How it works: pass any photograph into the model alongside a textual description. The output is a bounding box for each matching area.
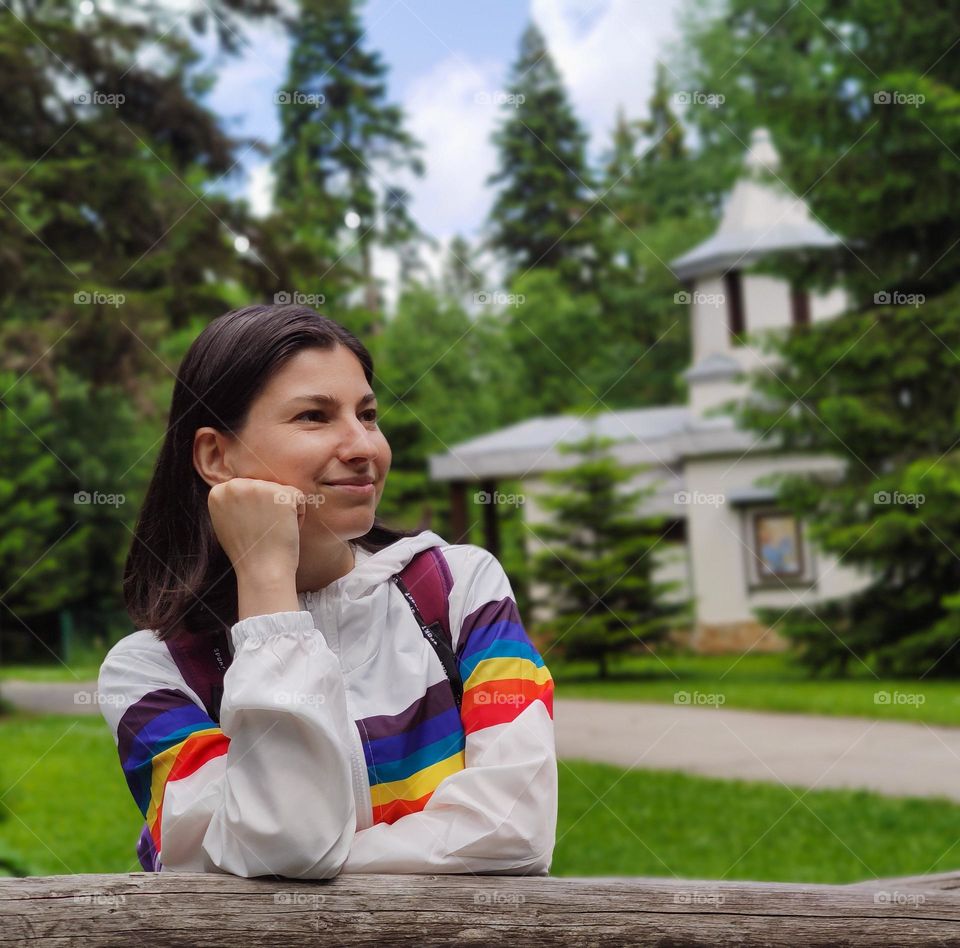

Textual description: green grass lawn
[550,651,960,726]
[2,711,959,883]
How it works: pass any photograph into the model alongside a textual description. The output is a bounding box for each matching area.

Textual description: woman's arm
[342,546,558,875]
[98,608,360,879]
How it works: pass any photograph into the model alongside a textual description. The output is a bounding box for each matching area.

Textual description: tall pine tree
[272,0,424,327]
[486,23,598,292]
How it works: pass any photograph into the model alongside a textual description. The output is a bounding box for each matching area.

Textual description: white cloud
[397,54,507,241]
[532,0,683,158]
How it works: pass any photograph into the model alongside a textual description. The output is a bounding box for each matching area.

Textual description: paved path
[6,682,960,802]
[555,698,960,803]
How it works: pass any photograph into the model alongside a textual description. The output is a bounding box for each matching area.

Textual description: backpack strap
[165,627,232,725]
[392,547,463,711]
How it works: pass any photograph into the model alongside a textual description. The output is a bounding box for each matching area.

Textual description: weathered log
[2,871,959,947]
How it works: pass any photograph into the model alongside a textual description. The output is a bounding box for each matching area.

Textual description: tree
[676,0,960,676]
[739,288,960,676]
[486,23,599,292]
[528,427,689,678]
[272,0,424,324]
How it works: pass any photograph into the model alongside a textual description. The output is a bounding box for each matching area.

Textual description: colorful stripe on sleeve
[457,596,554,735]
[117,688,230,854]
[356,680,466,826]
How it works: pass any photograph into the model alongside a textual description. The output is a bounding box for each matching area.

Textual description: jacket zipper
[306,586,373,831]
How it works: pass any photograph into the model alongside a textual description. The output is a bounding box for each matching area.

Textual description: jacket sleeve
[342,546,558,875]
[97,611,359,879]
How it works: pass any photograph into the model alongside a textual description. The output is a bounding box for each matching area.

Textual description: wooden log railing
[2,870,960,946]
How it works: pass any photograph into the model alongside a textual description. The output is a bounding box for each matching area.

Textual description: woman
[97,303,557,879]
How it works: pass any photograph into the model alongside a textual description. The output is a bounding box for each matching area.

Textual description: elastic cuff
[230,610,317,652]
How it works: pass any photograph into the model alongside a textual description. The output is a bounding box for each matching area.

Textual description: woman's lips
[323,482,375,496]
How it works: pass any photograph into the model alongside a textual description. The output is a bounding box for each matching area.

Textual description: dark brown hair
[124,303,422,641]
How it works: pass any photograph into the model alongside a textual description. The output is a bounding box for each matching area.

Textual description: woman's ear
[193,427,236,488]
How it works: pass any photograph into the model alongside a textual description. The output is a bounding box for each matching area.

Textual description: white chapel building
[429,129,871,653]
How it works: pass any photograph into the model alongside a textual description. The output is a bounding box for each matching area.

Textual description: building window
[790,285,811,328]
[742,508,815,589]
[723,270,746,345]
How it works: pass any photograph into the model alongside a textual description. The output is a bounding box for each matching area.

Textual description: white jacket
[97,530,557,878]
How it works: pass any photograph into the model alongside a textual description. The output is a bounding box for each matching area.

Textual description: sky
[198,0,686,291]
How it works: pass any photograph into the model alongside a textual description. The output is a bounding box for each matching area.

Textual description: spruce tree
[486,23,598,291]
[528,427,689,678]
[272,0,424,325]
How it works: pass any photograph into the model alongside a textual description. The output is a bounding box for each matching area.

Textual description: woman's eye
[297,410,378,423]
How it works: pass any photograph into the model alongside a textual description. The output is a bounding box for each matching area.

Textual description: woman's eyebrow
[287,392,377,408]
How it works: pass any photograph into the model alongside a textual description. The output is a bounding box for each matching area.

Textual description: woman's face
[212,344,392,543]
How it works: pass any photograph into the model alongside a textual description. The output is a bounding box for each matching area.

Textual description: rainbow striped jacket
[97,530,556,878]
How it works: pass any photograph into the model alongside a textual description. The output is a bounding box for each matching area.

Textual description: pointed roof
[671,129,843,281]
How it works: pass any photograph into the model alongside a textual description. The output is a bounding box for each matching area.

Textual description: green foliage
[272,0,425,318]
[486,23,600,292]
[528,428,689,677]
[739,288,960,676]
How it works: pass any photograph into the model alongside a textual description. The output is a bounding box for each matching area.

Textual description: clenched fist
[207,477,306,582]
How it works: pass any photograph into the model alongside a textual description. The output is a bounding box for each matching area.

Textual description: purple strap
[397,547,454,646]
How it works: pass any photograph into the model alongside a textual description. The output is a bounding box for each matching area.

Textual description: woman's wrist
[235,568,300,620]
